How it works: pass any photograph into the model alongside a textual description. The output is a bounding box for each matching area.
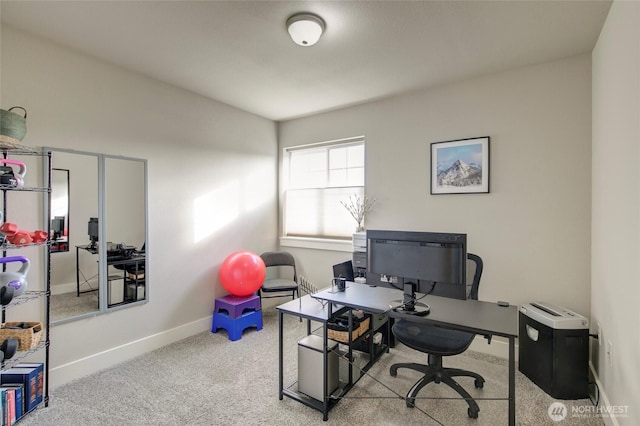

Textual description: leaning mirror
[46,149,148,324]
[103,156,147,309]
[47,150,100,323]
[50,168,69,253]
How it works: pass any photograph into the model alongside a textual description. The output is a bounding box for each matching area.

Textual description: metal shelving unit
[0,145,51,418]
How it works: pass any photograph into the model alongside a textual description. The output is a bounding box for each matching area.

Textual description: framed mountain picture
[431,136,490,194]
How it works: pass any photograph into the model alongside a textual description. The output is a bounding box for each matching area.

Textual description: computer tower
[518,302,589,399]
[298,335,339,401]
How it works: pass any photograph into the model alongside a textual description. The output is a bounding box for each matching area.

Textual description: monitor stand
[389,282,430,316]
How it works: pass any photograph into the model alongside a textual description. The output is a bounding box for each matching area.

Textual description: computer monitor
[366,230,467,315]
[51,216,65,240]
[333,260,355,282]
[88,217,99,247]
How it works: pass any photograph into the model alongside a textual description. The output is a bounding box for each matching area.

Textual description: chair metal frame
[259,251,299,304]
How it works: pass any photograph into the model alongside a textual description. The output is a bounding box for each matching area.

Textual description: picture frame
[430,136,490,194]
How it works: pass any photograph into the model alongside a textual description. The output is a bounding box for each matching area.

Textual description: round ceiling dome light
[286,13,325,46]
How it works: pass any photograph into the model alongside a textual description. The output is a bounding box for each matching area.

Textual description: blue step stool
[211,309,263,341]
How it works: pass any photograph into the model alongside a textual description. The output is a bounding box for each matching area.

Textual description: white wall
[592,1,640,423]
[279,54,593,357]
[1,26,278,386]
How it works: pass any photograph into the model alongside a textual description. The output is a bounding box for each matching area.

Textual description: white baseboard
[49,316,211,388]
[589,361,619,426]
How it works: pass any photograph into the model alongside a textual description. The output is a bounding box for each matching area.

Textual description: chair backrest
[466,253,483,301]
[260,251,297,282]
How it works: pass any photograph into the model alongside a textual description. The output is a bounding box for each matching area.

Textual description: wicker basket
[0,322,43,351]
[327,315,370,343]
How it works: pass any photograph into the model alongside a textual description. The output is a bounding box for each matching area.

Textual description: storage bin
[352,251,367,268]
[0,322,42,351]
[327,314,370,343]
[519,302,588,399]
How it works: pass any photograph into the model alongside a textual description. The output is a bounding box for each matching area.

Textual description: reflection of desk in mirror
[76,244,146,307]
[51,236,69,252]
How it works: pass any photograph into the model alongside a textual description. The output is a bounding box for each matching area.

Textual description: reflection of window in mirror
[51,168,69,253]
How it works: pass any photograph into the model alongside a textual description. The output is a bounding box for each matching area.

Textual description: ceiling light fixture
[286,13,325,47]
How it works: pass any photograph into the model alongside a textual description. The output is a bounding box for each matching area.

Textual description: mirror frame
[44,148,149,325]
[50,168,70,253]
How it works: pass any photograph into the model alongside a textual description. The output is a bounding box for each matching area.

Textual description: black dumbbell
[0,338,19,360]
[0,286,14,306]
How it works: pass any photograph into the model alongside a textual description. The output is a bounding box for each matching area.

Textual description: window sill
[280,236,353,252]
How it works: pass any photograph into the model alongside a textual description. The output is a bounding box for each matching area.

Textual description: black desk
[311,284,519,425]
[76,244,100,296]
[276,293,390,420]
[50,236,68,253]
[76,245,146,306]
[106,255,146,306]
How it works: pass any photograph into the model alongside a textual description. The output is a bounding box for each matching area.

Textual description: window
[284,136,365,239]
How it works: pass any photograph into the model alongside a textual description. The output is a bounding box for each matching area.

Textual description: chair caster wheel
[390,366,398,377]
[406,398,415,408]
[468,407,479,419]
[474,378,484,388]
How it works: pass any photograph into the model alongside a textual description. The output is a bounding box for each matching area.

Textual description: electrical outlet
[606,340,613,367]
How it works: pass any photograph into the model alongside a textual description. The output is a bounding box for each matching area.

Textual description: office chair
[389,253,485,419]
[259,251,299,304]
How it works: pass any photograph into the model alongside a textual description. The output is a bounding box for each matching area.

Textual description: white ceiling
[1,1,611,121]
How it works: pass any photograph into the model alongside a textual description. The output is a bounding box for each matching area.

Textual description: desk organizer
[0,321,43,351]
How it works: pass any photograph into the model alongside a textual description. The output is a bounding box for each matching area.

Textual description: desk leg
[509,336,515,426]
[279,311,284,400]
[322,326,328,421]
[76,246,81,297]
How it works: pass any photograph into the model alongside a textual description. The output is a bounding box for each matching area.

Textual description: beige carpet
[22,309,604,425]
[50,291,99,323]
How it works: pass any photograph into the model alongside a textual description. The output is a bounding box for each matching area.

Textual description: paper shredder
[298,334,339,401]
[519,302,589,399]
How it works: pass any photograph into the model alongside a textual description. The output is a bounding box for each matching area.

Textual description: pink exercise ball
[219,251,266,296]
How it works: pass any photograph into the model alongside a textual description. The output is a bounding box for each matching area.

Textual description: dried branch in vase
[340,194,376,232]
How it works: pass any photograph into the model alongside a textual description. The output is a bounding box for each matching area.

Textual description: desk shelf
[277,293,391,421]
[76,245,145,306]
